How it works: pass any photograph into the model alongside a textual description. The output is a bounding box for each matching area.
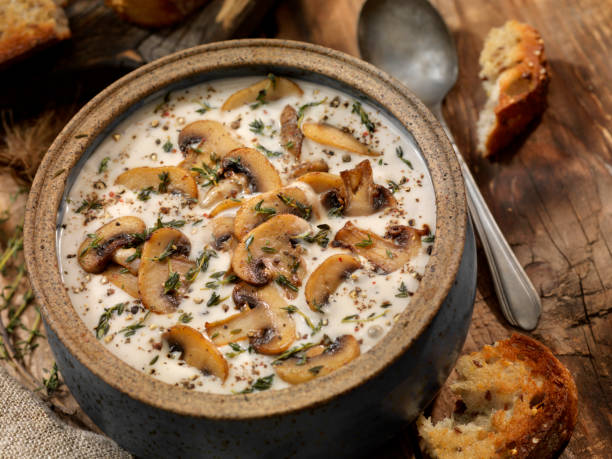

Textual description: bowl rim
[24,38,466,420]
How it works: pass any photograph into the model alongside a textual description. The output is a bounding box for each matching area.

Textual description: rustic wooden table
[1,0,610,457]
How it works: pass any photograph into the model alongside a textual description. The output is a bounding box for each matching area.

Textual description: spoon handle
[431,105,541,330]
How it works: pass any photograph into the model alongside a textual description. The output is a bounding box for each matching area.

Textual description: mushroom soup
[58,75,436,394]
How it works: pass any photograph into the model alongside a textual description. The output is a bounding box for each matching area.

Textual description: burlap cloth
[0,366,131,458]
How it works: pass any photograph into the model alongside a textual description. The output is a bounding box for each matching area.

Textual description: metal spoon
[358,0,541,330]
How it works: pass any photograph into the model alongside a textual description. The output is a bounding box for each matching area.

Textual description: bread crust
[478,21,550,157]
[418,334,578,459]
[0,0,71,67]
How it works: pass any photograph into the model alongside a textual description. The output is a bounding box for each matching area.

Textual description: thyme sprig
[120,311,151,337]
[277,193,312,220]
[276,275,299,292]
[352,101,375,132]
[240,374,274,393]
[94,302,127,339]
[396,146,413,169]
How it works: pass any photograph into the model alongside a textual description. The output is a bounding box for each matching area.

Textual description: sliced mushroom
[205,283,296,355]
[211,216,235,251]
[233,186,313,241]
[280,105,303,158]
[78,216,146,274]
[208,198,243,218]
[112,247,140,275]
[301,122,380,156]
[163,325,228,381]
[138,228,192,314]
[200,172,248,208]
[332,222,423,273]
[221,76,303,111]
[231,214,309,286]
[297,172,346,212]
[103,264,140,298]
[340,160,396,216]
[275,335,360,384]
[305,254,361,311]
[115,166,198,199]
[220,148,282,192]
[290,159,329,178]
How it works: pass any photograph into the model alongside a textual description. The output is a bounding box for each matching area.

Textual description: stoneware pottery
[24,39,476,458]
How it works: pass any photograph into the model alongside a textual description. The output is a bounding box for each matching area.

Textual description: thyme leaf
[249,119,265,135]
[396,146,413,169]
[352,101,375,132]
[355,234,373,248]
[98,157,110,173]
[94,302,126,339]
[276,275,299,292]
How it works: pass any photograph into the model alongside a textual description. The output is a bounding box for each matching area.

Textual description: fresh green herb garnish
[328,206,344,218]
[253,200,277,216]
[149,355,159,365]
[355,234,373,248]
[207,291,228,307]
[422,233,435,243]
[240,374,274,393]
[250,89,267,109]
[98,156,110,173]
[282,305,323,336]
[395,282,410,298]
[179,312,193,323]
[152,241,178,262]
[277,193,312,220]
[158,171,170,193]
[387,180,400,193]
[118,267,130,274]
[261,246,277,253]
[186,248,217,282]
[76,198,102,214]
[226,342,246,358]
[342,311,386,323]
[292,224,330,248]
[162,140,173,152]
[152,216,186,230]
[42,363,60,395]
[256,144,283,157]
[191,162,219,187]
[163,271,181,294]
[249,119,265,135]
[308,365,324,375]
[297,98,328,123]
[126,247,142,262]
[396,146,413,169]
[276,275,299,292]
[272,342,316,364]
[195,101,212,114]
[352,101,375,132]
[94,302,127,339]
[284,141,295,149]
[245,235,254,262]
[137,186,155,201]
[120,311,151,337]
[79,233,102,257]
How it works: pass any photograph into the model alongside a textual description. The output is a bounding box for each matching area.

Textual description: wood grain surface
[1,0,611,457]
[273,0,612,457]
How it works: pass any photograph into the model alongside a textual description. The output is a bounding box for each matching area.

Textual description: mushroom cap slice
[115,166,198,199]
[305,254,361,311]
[138,228,192,314]
[275,335,360,384]
[200,173,248,208]
[297,172,346,212]
[233,186,313,241]
[221,76,303,111]
[291,159,329,178]
[163,325,228,382]
[112,247,140,275]
[205,283,296,355]
[332,222,423,273]
[211,216,236,251]
[280,105,303,159]
[178,120,243,155]
[340,160,396,216]
[220,148,282,192]
[103,264,140,298]
[208,198,243,218]
[78,216,146,274]
[302,122,381,156]
[231,214,310,286]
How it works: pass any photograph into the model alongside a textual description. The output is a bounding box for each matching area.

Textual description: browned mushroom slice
[208,198,242,218]
[205,283,296,355]
[340,160,396,216]
[305,254,361,311]
[297,172,346,212]
[138,228,192,314]
[163,325,228,381]
[178,120,243,155]
[78,216,146,274]
[290,159,329,178]
[115,166,198,199]
[275,335,360,384]
[301,122,381,156]
[221,76,303,111]
[233,187,313,241]
[112,247,140,275]
[103,264,140,298]
[200,173,248,208]
[280,105,303,158]
[220,148,282,192]
[332,222,423,273]
[211,216,235,251]
[231,214,309,286]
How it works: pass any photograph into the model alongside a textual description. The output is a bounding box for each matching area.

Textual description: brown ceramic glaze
[24,39,467,452]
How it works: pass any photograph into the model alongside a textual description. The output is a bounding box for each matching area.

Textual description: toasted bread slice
[418,334,578,458]
[477,20,549,157]
[0,0,71,67]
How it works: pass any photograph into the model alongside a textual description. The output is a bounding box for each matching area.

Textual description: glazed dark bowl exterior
[24,39,474,457]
